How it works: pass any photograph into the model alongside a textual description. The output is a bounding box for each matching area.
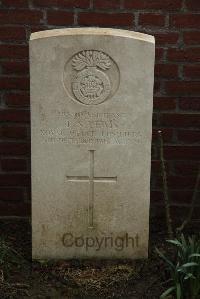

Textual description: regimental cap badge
[63,50,120,106]
[72,50,111,71]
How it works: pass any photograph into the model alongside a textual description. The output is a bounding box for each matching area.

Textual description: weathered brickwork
[0,0,199,220]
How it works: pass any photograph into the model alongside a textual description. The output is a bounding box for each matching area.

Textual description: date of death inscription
[39,110,143,145]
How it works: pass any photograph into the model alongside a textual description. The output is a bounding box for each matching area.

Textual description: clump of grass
[157,234,200,299]
[157,130,200,298]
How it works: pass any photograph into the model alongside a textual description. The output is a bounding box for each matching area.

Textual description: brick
[124,0,182,10]
[155,64,178,78]
[0,142,30,155]
[0,26,26,41]
[1,61,29,75]
[185,0,200,10]
[165,81,200,95]
[170,191,199,203]
[177,130,200,143]
[152,205,200,223]
[0,44,28,59]
[0,10,43,25]
[154,97,176,111]
[139,14,165,26]
[4,93,30,107]
[168,176,198,190]
[28,25,48,34]
[153,97,176,110]
[0,77,29,90]
[151,161,173,177]
[151,175,159,189]
[1,158,27,171]
[0,126,27,139]
[47,11,74,26]
[152,128,174,142]
[0,202,30,216]
[1,0,29,7]
[164,146,200,160]
[186,206,200,221]
[152,112,159,126]
[151,160,161,173]
[160,113,200,127]
[173,161,199,175]
[154,175,198,190]
[155,47,164,60]
[183,65,200,78]
[176,191,200,204]
[148,205,169,222]
[179,98,200,110]
[78,12,134,27]
[168,48,200,62]
[0,188,24,201]
[183,31,200,45]
[151,144,157,160]
[151,159,171,174]
[150,191,164,203]
[33,0,90,8]
[171,14,200,28]
[0,0,199,218]
[94,0,120,8]
[0,110,30,122]
[153,80,160,94]
[25,187,31,201]
[154,32,179,45]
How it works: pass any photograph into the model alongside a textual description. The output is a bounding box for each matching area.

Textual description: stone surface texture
[30,28,155,259]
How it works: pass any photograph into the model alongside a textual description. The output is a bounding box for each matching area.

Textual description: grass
[157,234,200,299]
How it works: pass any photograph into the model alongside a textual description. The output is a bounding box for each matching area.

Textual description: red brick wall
[0,0,199,221]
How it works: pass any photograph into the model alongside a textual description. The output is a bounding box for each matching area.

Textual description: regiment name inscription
[39,109,143,145]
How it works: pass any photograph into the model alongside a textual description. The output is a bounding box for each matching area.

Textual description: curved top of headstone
[30,27,155,44]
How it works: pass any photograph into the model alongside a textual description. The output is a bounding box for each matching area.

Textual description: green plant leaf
[156,248,175,269]
[158,234,200,299]
[181,262,198,268]
[184,273,196,280]
[180,234,187,248]
[189,254,200,259]
[160,286,176,299]
[176,283,181,299]
[167,239,183,248]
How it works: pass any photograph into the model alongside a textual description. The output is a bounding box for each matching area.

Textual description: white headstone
[30,28,155,259]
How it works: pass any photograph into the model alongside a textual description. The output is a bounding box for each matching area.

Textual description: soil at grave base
[0,219,173,299]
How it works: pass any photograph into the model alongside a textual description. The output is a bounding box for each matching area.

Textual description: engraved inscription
[39,109,143,145]
[42,130,142,145]
[63,50,120,105]
[66,150,117,228]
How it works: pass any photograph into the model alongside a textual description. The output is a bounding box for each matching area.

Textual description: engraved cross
[66,150,117,228]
